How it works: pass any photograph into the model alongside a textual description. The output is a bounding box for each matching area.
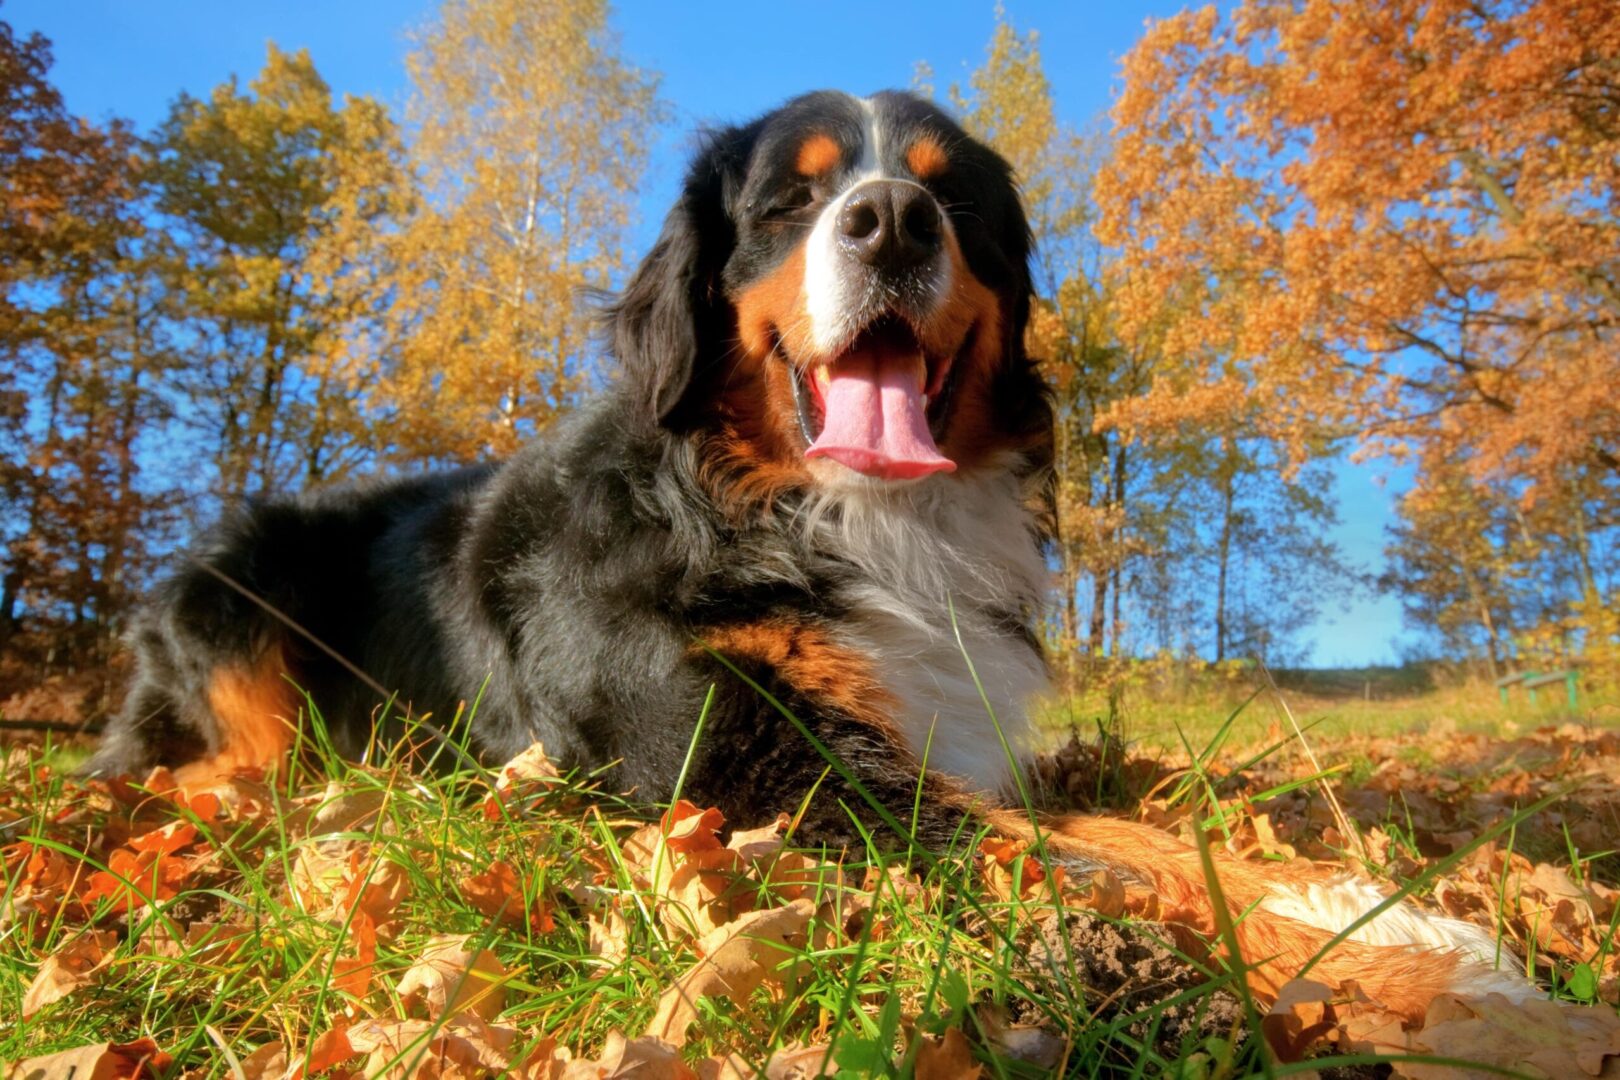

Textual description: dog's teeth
[922,394,930,408]
[814,364,831,388]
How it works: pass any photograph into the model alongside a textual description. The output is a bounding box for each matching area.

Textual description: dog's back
[91,463,496,778]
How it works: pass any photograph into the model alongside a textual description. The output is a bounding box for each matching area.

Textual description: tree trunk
[1088,572,1108,659]
[1214,441,1236,663]
[1109,442,1127,657]
[1570,495,1599,602]
[1061,560,1079,654]
[1085,431,1109,660]
[0,567,20,652]
[1454,549,1504,680]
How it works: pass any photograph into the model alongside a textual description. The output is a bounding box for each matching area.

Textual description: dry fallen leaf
[513,1034,572,1080]
[659,857,753,941]
[726,814,790,863]
[21,929,117,1018]
[3,843,79,925]
[4,1038,172,1080]
[236,1039,290,1080]
[662,801,727,854]
[126,818,200,857]
[646,899,815,1046]
[1401,992,1620,1079]
[974,1006,1065,1071]
[696,1052,753,1080]
[912,1028,982,1080]
[483,743,564,822]
[521,1030,695,1080]
[1338,1004,1414,1061]
[397,933,509,1021]
[1074,868,1126,918]
[346,1016,516,1079]
[760,851,847,904]
[459,860,518,915]
[1261,979,1336,1063]
[292,843,411,938]
[694,1045,843,1080]
[298,1017,516,1080]
[978,836,1064,901]
[760,1043,839,1078]
[79,844,195,914]
[333,910,380,1000]
[140,916,256,964]
[588,908,632,963]
[1250,812,1297,860]
[459,859,553,932]
[306,782,390,835]
[497,742,562,787]
[303,1026,359,1074]
[199,772,278,821]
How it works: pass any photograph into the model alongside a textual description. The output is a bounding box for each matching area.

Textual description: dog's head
[612,90,1049,499]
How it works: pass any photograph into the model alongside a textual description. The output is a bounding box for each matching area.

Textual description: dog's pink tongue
[805,347,955,479]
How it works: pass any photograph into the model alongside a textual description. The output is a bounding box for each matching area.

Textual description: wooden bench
[1496,669,1579,709]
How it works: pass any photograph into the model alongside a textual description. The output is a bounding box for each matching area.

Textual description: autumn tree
[379,0,662,461]
[0,21,170,705]
[1099,0,1620,480]
[1383,454,1523,675]
[1386,448,1616,678]
[1097,0,1619,673]
[149,45,410,500]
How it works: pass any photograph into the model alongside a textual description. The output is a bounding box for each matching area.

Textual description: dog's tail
[986,810,1533,1019]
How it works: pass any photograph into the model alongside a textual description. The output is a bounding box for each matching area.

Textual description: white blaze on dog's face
[718,90,1043,497]
[801,97,955,357]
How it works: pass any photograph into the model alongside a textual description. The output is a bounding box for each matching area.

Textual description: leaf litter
[0,721,1617,1077]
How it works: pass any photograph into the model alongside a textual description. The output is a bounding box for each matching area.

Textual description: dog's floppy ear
[610,128,749,429]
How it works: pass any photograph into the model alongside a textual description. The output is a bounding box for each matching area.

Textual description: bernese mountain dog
[91,90,1527,1016]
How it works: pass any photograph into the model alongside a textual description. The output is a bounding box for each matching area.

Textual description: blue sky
[7,0,1412,665]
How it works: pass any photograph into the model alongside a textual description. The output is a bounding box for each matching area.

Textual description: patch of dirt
[1010,914,1396,1077]
[1012,912,1246,1057]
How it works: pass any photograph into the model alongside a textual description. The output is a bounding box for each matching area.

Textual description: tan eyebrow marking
[795,132,842,176]
[906,135,949,180]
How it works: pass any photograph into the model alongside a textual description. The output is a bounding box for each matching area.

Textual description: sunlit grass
[5,667,1616,1076]
[1039,670,1620,757]
[1,698,1255,1077]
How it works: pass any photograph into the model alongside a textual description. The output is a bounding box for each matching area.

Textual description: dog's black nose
[837,181,943,270]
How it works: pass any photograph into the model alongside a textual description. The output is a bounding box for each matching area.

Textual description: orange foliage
[1097,0,1620,492]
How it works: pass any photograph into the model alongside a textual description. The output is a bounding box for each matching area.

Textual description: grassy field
[1050,669,1620,754]
[3,673,1619,1078]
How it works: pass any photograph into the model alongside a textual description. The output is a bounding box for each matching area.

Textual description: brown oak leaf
[21,929,117,1018]
[646,899,815,1046]
[396,933,509,1021]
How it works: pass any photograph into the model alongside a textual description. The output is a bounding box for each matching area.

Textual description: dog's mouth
[784,318,959,481]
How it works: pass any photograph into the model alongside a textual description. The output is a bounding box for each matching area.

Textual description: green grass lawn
[3,677,1619,1078]
[1045,675,1620,757]
[2,725,1266,1078]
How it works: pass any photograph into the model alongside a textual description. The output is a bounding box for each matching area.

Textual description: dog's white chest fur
[804,466,1050,795]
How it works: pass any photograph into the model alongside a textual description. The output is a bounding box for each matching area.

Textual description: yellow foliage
[378,0,663,461]
[149,44,411,495]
